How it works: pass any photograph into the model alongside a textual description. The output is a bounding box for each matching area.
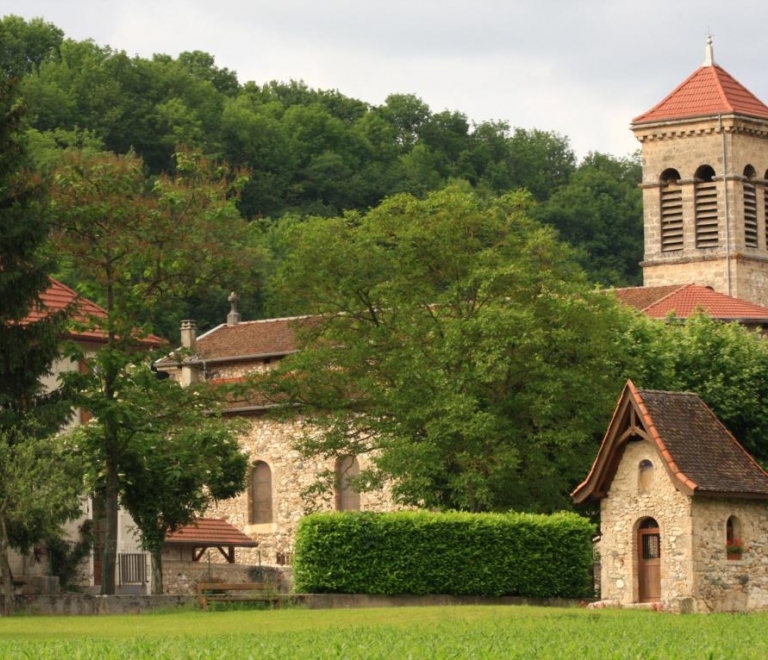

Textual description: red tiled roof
[612,285,682,312]
[157,316,314,366]
[572,381,768,502]
[614,284,768,320]
[633,64,768,124]
[22,277,109,342]
[23,278,163,346]
[164,518,258,547]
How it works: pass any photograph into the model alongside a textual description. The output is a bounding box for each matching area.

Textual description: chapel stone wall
[691,498,768,612]
[599,440,694,606]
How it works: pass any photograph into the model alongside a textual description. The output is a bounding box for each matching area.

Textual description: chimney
[179,320,198,386]
[227,291,241,326]
[180,319,197,351]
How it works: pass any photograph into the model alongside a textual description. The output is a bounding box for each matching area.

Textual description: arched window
[659,169,683,252]
[638,459,654,493]
[335,456,361,512]
[743,166,758,248]
[694,165,719,248]
[726,515,742,560]
[250,461,273,524]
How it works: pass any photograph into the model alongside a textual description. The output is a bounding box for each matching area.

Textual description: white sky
[4,0,767,159]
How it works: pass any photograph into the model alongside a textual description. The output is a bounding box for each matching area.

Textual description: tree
[0,426,84,613]
[0,15,63,79]
[258,187,637,513]
[0,76,67,433]
[51,148,255,594]
[76,363,248,594]
[638,314,768,464]
[535,152,643,286]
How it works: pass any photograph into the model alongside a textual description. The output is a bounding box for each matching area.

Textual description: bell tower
[633,38,768,306]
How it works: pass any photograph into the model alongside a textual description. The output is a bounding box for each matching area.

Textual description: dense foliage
[294,511,594,598]
[257,187,642,512]
[2,14,644,339]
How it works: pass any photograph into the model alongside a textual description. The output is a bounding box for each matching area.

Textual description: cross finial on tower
[704,32,715,67]
[227,291,241,326]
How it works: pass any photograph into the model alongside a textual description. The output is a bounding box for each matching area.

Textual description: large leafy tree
[51,148,255,594]
[258,187,637,513]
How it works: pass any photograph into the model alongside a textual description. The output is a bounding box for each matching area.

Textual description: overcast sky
[5,1,767,158]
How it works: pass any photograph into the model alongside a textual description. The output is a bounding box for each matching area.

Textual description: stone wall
[162,560,289,595]
[691,498,768,612]
[599,439,694,607]
[205,413,398,566]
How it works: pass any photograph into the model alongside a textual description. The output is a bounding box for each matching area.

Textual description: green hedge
[293,511,594,598]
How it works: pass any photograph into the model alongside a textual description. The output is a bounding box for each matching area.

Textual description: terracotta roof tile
[573,382,768,502]
[636,388,768,496]
[22,277,109,342]
[157,315,315,365]
[614,284,768,320]
[612,285,684,312]
[164,518,258,547]
[633,64,768,124]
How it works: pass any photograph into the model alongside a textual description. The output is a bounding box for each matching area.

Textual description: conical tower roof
[633,45,768,125]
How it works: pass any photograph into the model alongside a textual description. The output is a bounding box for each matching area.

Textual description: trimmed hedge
[293,511,594,598]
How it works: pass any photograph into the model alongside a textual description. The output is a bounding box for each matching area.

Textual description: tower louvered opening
[744,165,758,248]
[694,165,719,248]
[659,169,683,252]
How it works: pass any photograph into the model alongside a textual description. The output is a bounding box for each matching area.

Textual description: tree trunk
[101,453,119,595]
[151,547,163,595]
[0,518,15,615]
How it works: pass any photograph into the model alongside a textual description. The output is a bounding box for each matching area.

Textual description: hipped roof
[633,64,768,124]
[572,381,768,503]
[613,284,768,321]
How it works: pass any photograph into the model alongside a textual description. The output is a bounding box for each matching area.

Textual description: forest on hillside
[2,15,644,338]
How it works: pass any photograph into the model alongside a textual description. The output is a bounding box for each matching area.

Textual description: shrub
[293,511,594,598]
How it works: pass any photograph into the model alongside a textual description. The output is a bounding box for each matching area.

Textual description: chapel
[573,381,768,612]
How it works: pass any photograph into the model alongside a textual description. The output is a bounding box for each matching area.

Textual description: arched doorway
[637,517,661,603]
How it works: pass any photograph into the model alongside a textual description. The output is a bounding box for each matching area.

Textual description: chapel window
[250,461,273,524]
[638,459,654,493]
[743,166,758,248]
[726,515,742,560]
[659,169,683,252]
[694,165,719,248]
[335,456,361,512]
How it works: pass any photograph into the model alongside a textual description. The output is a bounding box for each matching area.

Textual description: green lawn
[0,605,763,659]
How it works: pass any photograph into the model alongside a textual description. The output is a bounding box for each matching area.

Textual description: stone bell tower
[632,37,768,307]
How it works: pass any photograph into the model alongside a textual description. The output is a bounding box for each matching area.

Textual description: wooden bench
[197,582,283,610]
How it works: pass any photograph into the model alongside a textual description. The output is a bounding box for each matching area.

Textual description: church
[155,39,768,598]
[573,38,768,612]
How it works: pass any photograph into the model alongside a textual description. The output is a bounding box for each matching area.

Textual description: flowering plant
[726,539,750,555]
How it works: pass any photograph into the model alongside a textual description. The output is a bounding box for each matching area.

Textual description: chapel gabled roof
[613,284,768,322]
[633,64,768,125]
[572,381,768,503]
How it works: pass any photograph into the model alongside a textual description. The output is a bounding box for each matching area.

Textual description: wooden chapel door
[638,518,661,602]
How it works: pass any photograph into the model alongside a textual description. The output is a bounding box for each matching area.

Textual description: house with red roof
[16,279,158,595]
[573,381,768,612]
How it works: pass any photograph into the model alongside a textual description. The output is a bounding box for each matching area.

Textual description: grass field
[0,605,764,659]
